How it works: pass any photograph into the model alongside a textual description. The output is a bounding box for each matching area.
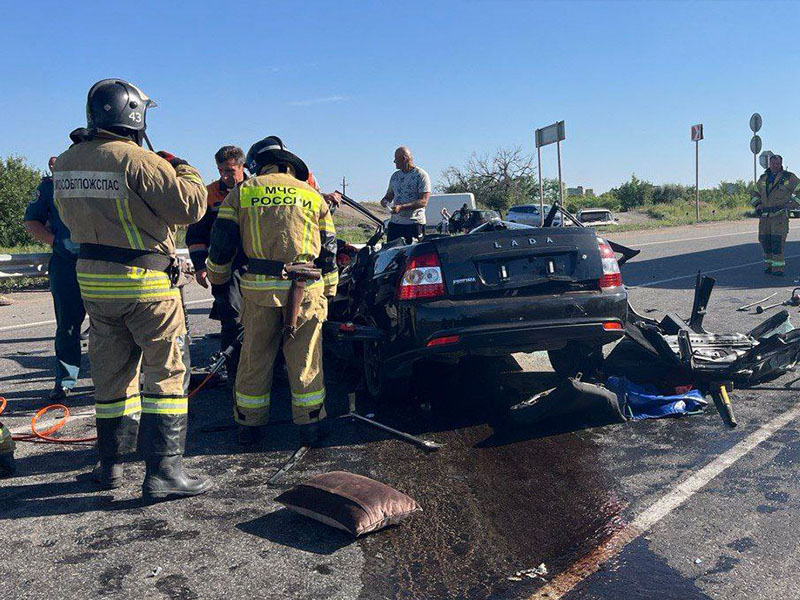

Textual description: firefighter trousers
[759,212,790,271]
[234,293,327,427]
[85,298,189,459]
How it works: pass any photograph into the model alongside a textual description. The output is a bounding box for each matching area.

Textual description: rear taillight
[397,251,445,300]
[597,237,622,290]
[426,335,460,347]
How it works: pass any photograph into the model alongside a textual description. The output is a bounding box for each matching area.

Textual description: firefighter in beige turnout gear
[54,79,212,499]
[207,136,338,445]
[752,154,800,276]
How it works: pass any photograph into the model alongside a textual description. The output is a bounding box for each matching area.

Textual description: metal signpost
[691,124,704,221]
[749,113,763,184]
[534,120,566,225]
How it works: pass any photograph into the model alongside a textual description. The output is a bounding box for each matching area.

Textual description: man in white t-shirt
[380,146,431,243]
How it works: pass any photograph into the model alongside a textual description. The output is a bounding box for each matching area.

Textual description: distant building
[567,186,594,197]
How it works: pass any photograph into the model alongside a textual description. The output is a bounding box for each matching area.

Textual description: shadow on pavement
[236,508,352,554]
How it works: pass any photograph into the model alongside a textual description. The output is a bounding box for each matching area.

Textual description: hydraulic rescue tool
[755,288,800,314]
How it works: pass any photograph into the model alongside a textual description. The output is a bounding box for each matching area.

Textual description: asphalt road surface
[2,218,800,600]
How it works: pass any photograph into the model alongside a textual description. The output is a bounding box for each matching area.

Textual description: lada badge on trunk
[493,237,554,249]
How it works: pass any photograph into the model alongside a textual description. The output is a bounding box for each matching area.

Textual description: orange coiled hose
[0,397,97,444]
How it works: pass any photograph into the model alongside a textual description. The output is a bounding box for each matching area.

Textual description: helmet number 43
[128,112,142,123]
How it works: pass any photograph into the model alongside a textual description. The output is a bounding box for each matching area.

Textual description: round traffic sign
[760,150,774,169]
[750,113,762,133]
[750,135,762,154]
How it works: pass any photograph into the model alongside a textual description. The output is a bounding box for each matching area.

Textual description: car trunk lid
[427,228,605,297]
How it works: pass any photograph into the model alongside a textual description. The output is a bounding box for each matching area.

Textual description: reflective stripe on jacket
[207,169,337,306]
[53,129,207,301]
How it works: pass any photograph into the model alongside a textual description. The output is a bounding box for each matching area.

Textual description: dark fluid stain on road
[77,518,200,550]
[564,537,714,600]
[155,573,199,600]
[727,537,757,553]
[355,358,627,600]
[97,563,132,595]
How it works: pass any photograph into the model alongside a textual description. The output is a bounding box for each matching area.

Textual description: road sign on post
[691,124,703,220]
[760,150,774,170]
[750,113,763,184]
[534,121,566,225]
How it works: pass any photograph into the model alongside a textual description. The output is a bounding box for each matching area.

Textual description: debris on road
[147,566,162,578]
[754,287,800,314]
[606,377,707,421]
[275,471,421,537]
[343,393,442,451]
[736,292,776,312]
[611,273,800,426]
[267,445,311,487]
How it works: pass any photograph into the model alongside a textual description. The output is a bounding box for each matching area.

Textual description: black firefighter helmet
[245,136,309,182]
[86,79,157,143]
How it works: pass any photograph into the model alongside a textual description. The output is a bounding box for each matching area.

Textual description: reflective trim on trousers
[77,270,177,300]
[235,390,271,408]
[141,395,188,415]
[240,276,323,292]
[95,395,142,419]
[291,388,325,407]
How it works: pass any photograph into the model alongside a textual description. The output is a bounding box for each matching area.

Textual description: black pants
[387,222,424,244]
[210,269,243,380]
[49,254,85,389]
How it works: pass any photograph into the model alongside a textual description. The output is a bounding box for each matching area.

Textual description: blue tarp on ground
[606,376,707,421]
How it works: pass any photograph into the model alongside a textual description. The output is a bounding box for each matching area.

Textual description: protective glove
[156,150,189,169]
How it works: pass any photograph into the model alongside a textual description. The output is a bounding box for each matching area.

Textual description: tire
[547,342,604,379]
[362,338,411,403]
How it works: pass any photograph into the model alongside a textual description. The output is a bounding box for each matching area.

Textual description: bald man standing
[380,146,431,244]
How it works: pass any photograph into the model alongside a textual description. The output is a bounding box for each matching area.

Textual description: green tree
[0,156,41,247]
[612,174,654,210]
[439,146,563,213]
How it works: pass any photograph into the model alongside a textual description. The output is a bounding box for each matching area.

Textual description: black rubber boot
[237,425,259,446]
[91,459,124,489]
[94,412,139,491]
[298,420,329,446]
[142,455,213,500]
[138,410,212,501]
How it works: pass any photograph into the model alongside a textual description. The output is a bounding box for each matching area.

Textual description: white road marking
[628,253,800,288]
[529,401,800,599]
[0,319,56,333]
[184,298,213,307]
[0,298,212,334]
[630,229,756,248]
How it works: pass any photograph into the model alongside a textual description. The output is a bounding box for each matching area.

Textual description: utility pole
[341,176,347,197]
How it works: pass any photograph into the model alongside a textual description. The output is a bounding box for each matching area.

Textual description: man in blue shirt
[24,157,85,400]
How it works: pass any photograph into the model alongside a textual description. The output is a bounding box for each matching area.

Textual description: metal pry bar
[737,292,777,311]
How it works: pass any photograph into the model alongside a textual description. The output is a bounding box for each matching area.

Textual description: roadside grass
[592,201,754,233]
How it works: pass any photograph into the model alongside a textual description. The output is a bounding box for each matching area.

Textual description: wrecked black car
[327,197,633,399]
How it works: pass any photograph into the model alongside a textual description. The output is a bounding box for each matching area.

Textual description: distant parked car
[506,204,562,227]
[576,208,618,226]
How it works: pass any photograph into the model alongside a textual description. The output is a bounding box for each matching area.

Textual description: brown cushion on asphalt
[275,471,421,537]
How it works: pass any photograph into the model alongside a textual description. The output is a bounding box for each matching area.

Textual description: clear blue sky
[1,0,798,200]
